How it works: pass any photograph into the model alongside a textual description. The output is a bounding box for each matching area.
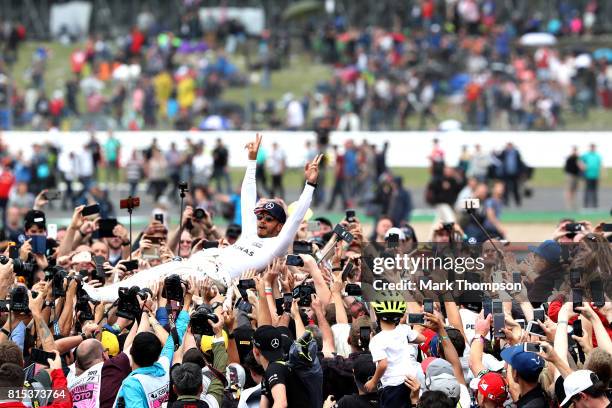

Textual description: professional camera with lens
[75,295,94,321]
[190,304,219,336]
[46,266,68,298]
[292,284,316,307]
[10,286,30,314]
[3,254,37,279]
[193,208,208,220]
[116,286,143,320]
[162,274,186,302]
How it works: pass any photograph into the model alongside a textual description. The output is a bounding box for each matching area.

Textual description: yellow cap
[200,330,229,353]
[101,330,120,357]
[288,201,313,221]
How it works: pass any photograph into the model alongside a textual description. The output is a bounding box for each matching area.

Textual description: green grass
[227,167,612,189]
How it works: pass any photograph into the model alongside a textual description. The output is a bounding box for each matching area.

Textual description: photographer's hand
[33,189,49,211]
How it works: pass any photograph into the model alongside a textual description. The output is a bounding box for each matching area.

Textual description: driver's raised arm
[241,134,262,237]
[272,154,322,257]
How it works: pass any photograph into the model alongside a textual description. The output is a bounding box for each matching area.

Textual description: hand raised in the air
[304,154,323,184]
[245,133,263,160]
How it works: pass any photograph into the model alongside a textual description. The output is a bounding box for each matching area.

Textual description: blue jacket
[115,310,190,408]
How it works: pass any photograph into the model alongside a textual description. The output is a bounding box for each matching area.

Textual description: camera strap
[168,314,180,351]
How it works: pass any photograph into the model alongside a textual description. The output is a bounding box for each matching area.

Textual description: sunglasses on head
[256,214,275,222]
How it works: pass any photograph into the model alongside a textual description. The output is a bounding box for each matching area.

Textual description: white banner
[2,131,610,168]
[49,1,92,39]
[199,7,265,35]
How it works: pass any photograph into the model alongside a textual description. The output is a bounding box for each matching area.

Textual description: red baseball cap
[477,372,509,405]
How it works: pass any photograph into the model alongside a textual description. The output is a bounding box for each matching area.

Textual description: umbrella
[593,48,612,62]
[80,76,104,93]
[199,115,230,130]
[575,53,592,69]
[519,32,557,47]
[282,1,324,21]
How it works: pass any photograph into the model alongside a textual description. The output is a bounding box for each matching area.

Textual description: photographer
[115,278,192,408]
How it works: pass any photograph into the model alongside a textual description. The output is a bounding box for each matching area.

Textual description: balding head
[76,339,105,371]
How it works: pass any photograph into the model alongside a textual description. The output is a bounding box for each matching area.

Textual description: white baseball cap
[384,227,406,241]
[560,370,599,407]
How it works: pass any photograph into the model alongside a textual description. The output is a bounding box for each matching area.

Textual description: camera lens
[194,208,206,220]
[0,255,9,265]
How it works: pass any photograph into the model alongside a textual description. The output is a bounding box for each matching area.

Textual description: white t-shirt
[267,149,286,175]
[331,323,351,358]
[286,100,304,128]
[369,324,419,387]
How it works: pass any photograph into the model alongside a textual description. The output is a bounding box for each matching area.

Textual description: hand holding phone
[423,298,434,314]
[30,348,56,367]
[82,203,100,217]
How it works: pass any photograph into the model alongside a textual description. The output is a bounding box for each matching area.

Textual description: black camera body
[190,304,219,336]
[162,274,185,302]
[116,286,143,320]
[193,208,208,220]
[10,286,30,314]
[46,266,68,298]
[292,284,315,307]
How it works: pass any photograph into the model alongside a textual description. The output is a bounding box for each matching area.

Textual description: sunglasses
[180,239,192,244]
[256,214,275,222]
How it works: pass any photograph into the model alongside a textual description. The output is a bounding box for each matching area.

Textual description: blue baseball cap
[254,202,287,224]
[528,240,561,265]
[501,345,545,381]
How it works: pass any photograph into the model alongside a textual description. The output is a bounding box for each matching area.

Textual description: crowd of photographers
[0,149,611,408]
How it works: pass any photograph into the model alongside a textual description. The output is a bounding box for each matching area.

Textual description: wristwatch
[1,328,10,337]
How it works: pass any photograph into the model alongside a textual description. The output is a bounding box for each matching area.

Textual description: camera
[190,304,219,336]
[0,255,9,265]
[442,222,455,231]
[462,198,480,211]
[565,223,583,233]
[13,259,37,281]
[119,197,140,210]
[178,181,189,192]
[45,266,68,298]
[76,295,94,321]
[116,286,144,320]
[292,284,315,307]
[193,208,208,220]
[10,286,30,314]
[162,274,186,302]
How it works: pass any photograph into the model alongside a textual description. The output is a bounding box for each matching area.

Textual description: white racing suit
[84,160,314,302]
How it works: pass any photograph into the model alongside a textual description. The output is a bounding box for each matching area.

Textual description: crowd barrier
[2,130,610,168]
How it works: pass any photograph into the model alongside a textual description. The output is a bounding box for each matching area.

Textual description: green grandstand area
[10,42,612,131]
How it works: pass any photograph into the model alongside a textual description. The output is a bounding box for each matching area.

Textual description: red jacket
[0,369,72,408]
[548,297,612,347]
[0,170,15,199]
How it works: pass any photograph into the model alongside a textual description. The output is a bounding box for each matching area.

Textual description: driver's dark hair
[131,332,162,367]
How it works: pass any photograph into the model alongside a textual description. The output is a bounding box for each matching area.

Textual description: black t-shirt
[261,362,310,408]
[564,155,580,175]
[337,393,379,408]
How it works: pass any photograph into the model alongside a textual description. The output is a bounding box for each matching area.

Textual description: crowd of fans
[0,134,611,408]
[2,1,612,131]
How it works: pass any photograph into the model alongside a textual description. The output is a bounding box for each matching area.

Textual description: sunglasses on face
[256,214,275,222]
[180,240,192,244]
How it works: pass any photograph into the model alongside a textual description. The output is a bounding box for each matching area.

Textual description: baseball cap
[254,202,287,224]
[101,330,120,357]
[500,345,545,381]
[314,217,332,229]
[24,210,46,231]
[528,240,561,265]
[560,370,600,408]
[252,325,284,361]
[425,358,460,400]
[353,353,376,390]
[385,227,406,241]
[476,372,509,405]
[288,201,313,221]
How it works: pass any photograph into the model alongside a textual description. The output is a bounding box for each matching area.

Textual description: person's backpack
[202,365,239,408]
[22,379,51,407]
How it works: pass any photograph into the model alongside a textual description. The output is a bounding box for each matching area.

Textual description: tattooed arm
[28,284,58,352]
